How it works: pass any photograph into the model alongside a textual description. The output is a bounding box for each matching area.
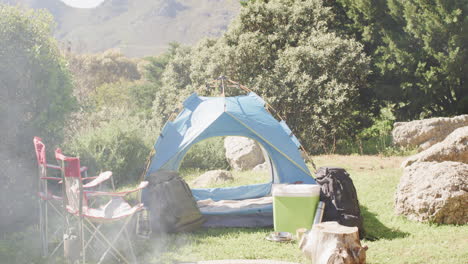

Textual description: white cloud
[60,0,107,9]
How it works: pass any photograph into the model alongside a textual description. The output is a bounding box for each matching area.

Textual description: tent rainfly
[142,92,316,227]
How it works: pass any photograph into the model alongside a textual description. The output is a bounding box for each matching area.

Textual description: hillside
[1,0,240,57]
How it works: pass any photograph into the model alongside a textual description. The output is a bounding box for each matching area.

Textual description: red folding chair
[34,137,91,257]
[55,148,148,264]
[34,137,107,258]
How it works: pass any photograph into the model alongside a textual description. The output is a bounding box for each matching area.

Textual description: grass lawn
[138,155,468,263]
[2,155,467,263]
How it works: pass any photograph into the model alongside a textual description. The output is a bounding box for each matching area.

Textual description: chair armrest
[82,171,112,188]
[84,181,148,197]
[82,176,99,181]
[40,176,62,181]
[46,163,87,172]
[45,163,61,170]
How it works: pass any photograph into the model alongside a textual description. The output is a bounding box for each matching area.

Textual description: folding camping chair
[34,137,112,258]
[34,137,91,257]
[55,148,148,264]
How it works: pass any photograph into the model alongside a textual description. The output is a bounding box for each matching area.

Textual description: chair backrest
[33,137,47,167]
[55,148,87,214]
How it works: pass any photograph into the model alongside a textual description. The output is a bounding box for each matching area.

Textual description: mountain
[1,0,241,57]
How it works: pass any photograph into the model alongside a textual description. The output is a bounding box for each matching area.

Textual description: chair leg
[49,238,64,258]
[41,200,65,258]
[84,223,101,251]
[82,222,120,261]
[39,199,47,257]
[91,217,132,264]
[44,200,49,256]
[124,217,137,264]
[80,217,85,264]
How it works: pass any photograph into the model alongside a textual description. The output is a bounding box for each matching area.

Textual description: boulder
[224,136,265,170]
[402,126,468,167]
[392,115,468,151]
[394,161,468,224]
[191,170,234,187]
[253,162,269,172]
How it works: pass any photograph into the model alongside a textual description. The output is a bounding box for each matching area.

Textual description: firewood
[299,221,368,264]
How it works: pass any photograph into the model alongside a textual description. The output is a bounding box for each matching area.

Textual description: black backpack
[146,170,205,233]
[315,167,365,239]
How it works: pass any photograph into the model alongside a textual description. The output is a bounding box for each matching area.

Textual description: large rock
[402,126,468,167]
[191,170,234,187]
[224,136,265,170]
[392,115,468,151]
[253,162,269,172]
[395,161,468,224]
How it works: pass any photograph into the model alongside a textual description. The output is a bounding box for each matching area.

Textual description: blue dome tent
[143,88,316,227]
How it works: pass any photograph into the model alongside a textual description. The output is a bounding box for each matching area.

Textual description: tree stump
[299,221,368,264]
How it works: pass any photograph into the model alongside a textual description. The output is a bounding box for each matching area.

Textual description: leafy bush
[66,49,141,103]
[181,137,230,170]
[333,0,468,119]
[150,0,371,154]
[0,5,75,233]
[91,80,157,118]
[64,111,152,186]
[335,106,417,156]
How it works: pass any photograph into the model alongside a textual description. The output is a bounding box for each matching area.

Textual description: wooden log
[299,221,368,264]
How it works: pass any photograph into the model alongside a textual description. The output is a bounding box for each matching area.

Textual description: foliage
[66,49,141,103]
[333,0,468,119]
[334,106,417,156]
[0,4,76,153]
[144,42,181,85]
[91,80,156,118]
[180,137,230,171]
[150,45,194,130]
[0,4,75,233]
[336,106,395,155]
[151,0,371,153]
[64,110,152,186]
[62,49,179,186]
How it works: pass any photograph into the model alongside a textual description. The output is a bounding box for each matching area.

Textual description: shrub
[64,111,152,186]
[92,80,157,118]
[181,137,230,170]
[0,5,75,233]
[150,0,372,154]
[334,106,417,156]
[66,49,141,103]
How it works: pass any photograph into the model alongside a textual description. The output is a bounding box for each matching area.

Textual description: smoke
[0,102,37,234]
[0,80,43,262]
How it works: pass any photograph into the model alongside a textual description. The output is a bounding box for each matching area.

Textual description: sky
[60,0,106,8]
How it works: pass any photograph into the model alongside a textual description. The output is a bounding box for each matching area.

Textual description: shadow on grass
[361,206,409,241]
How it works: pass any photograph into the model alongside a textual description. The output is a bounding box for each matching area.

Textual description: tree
[66,49,141,103]
[0,4,76,232]
[0,4,76,155]
[334,0,468,119]
[152,0,371,153]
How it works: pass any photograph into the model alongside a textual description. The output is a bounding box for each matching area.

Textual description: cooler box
[272,184,321,234]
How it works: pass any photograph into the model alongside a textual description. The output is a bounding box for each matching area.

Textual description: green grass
[313,155,468,264]
[136,228,307,263]
[140,155,468,263]
[2,155,467,263]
